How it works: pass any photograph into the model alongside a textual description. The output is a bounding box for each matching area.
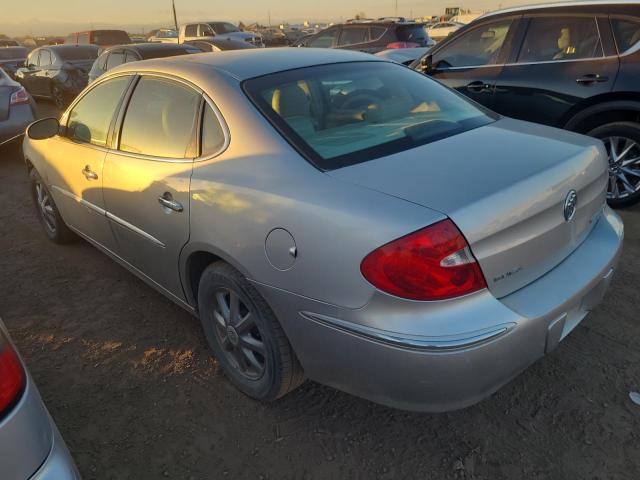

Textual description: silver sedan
[22,49,623,412]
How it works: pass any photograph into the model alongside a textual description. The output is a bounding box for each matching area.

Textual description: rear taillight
[10,87,30,106]
[386,41,420,49]
[361,219,487,301]
[0,342,25,415]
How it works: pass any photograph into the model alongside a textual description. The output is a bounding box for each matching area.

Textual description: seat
[272,82,316,137]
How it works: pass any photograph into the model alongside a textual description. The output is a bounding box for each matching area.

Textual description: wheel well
[185,251,222,308]
[568,108,640,134]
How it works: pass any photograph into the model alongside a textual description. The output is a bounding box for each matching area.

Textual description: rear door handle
[158,193,183,213]
[466,81,489,93]
[82,165,98,180]
[576,74,609,85]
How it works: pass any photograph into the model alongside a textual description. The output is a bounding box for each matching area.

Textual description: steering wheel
[339,90,384,110]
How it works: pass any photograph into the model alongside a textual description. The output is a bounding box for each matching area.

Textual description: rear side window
[119,77,200,158]
[308,29,339,48]
[106,52,125,70]
[67,76,131,147]
[201,104,226,156]
[338,27,369,46]
[518,16,603,62]
[39,50,52,66]
[433,19,513,68]
[611,18,640,53]
[370,27,387,41]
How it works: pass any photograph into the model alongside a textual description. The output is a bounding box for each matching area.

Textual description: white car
[428,21,464,41]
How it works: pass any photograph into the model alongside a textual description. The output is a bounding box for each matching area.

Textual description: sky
[3,0,547,36]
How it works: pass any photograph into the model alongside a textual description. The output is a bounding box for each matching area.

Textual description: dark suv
[414,1,640,207]
[297,19,434,54]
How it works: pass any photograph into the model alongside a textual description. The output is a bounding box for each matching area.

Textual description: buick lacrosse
[23,49,623,411]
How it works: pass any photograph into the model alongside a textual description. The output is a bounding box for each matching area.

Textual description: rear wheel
[51,84,67,110]
[29,169,75,244]
[197,262,304,401]
[588,122,640,208]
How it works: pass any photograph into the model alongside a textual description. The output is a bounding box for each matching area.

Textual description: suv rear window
[244,62,494,170]
[93,30,131,46]
[396,25,429,43]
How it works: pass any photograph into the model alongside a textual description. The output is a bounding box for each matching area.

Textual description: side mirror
[420,54,433,74]
[27,118,60,140]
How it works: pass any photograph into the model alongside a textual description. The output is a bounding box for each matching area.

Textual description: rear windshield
[397,25,430,42]
[58,47,99,61]
[209,22,240,34]
[93,30,131,46]
[244,61,493,170]
[0,47,28,60]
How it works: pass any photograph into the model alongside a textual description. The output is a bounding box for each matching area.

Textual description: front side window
[27,51,39,67]
[244,62,494,170]
[611,18,640,53]
[39,50,52,66]
[518,16,603,63]
[119,77,200,158]
[210,22,240,34]
[308,29,339,48]
[433,19,513,68]
[67,76,131,147]
[185,24,198,37]
[338,27,369,46]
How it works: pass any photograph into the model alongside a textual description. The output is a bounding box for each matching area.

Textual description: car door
[44,75,133,252]
[427,17,520,110]
[102,75,201,300]
[19,50,41,94]
[492,14,619,127]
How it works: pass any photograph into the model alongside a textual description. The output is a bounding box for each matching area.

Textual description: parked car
[296,20,434,53]
[413,1,640,207]
[0,318,80,479]
[0,67,35,146]
[179,22,264,48]
[0,46,29,79]
[16,45,98,109]
[184,39,256,52]
[427,21,464,41]
[148,29,179,44]
[88,43,202,83]
[23,49,623,412]
[64,30,131,48]
[0,39,20,47]
[376,46,432,65]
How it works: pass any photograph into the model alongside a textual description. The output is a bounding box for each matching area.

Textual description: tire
[51,84,67,110]
[588,122,640,208]
[29,168,75,244]
[198,262,304,401]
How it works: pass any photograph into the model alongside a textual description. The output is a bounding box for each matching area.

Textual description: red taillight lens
[0,343,25,415]
[386,41,421,49]
[361,219,487,301]
[10,87,30,106]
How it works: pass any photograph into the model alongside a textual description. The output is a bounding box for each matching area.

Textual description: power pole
[395,0,398,16]
[172,0,179,31]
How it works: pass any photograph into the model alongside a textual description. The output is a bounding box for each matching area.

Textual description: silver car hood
[330,118,609,298]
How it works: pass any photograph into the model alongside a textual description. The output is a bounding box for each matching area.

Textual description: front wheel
[588,122,640,208]
[198,262,304,401]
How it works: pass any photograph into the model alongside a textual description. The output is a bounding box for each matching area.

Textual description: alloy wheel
[211,288,267,380]
[603,136,640,201]
[35,181,57,234]
[52,86,65,110]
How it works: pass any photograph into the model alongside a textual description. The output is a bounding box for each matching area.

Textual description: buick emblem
[564,190,578,222]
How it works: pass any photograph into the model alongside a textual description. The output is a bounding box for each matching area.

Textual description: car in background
[23,49,622,412]
[16,45,98,109]
[0,318,80,479]
[0,39,21,47]
[0,67,35,146]
[148,29,179,44]
[179,22,264,47]
[0,46,29,79]
[64,30,131,48]
[427,21,464,41]
[296,19,434,54]
[184,38,256,52]
[88,43,202,83]
[413,0,640,207]
[376,46,432,65]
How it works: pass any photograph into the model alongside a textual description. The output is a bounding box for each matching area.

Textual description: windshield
[244,61,494,170]
[0,47,28,60]
[93,30,131,45]
[209,22,240,34]
[58,47,99,61]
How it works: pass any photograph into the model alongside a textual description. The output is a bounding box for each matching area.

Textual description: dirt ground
[1,101,639,479]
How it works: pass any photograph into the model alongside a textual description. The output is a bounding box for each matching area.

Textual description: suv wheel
[197,262,304,401]
[588,122,640,208]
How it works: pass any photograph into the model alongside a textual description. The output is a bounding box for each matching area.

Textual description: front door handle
[158,193,183,213]
[576,74,609,85]
[466,81,489,93]
[82,165,98,180]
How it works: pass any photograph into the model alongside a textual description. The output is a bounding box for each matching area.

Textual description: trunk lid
[330,118,608,298]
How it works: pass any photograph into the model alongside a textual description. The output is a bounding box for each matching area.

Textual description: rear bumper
[258,207,624,412]
[30,423,80,480]
[0,103,36,145]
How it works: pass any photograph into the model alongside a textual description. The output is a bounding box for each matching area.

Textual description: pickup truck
[178,21,264,47]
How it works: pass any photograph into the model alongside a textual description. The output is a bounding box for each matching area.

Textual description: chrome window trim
[435,53,619,71]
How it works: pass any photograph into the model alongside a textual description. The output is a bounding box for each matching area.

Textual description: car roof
[115,47,386,81]
[45,44,99,52]
[481,0,639,18]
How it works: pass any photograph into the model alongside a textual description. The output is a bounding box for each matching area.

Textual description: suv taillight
[386,41,420,49]
[10,87,30,106]
[361,219,487,301]
[0,342,25,416]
